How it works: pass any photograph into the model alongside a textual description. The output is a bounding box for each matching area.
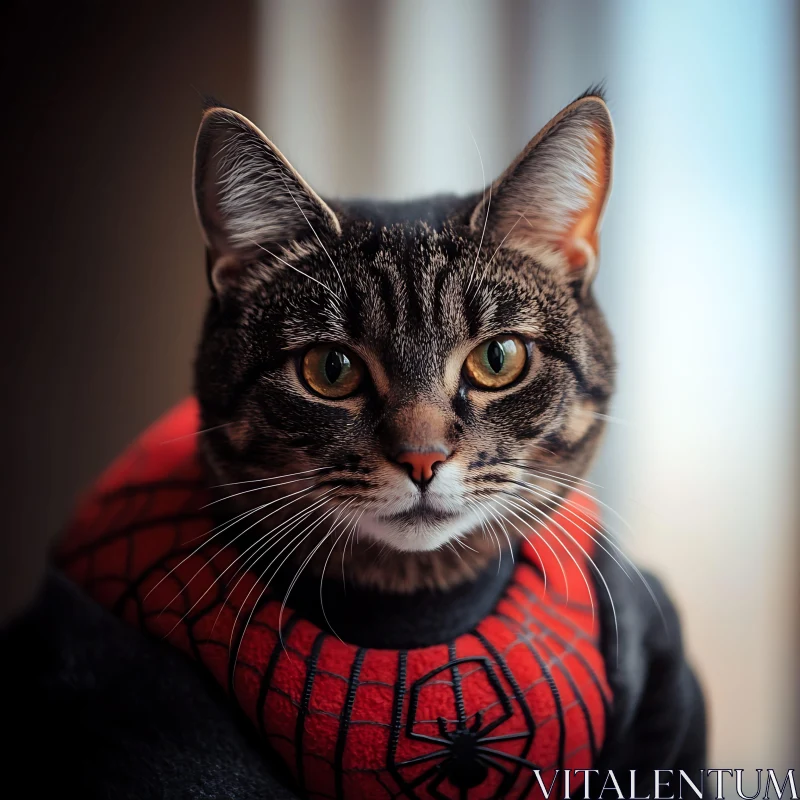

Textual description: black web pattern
[60,466,610,800]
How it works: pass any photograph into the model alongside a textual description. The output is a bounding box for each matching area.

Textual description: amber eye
[302,345,364,398]
[463,335,527,390]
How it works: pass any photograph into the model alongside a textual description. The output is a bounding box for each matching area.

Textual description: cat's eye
[302,345,364,399]
[463,335,527,390]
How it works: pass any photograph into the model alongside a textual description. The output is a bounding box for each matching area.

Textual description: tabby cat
[192,89,614,595]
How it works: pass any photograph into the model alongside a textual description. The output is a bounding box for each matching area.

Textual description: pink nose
[395,450,448,485]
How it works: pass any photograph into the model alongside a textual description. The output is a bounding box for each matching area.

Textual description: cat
[4,91,706,799]
[192,88,615,595]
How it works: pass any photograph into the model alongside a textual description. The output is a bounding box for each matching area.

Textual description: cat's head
[192,91,614,566]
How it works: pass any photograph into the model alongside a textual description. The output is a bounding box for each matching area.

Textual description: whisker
[470,501,499,558]
[500,459,601,489]
[517,471,666,628]
[279,177,348,299]
[163,489,335,636]
[492,513,516,568]
[465,124,491,292]
[146,482,323,604]
[501,492,619,662]
[535,468,601,489]
[527,485,666,625]
[495,492,580,618]
[211,465,334,489]
[201,473,327,508]
[229,497,343,678]
[510,480,632,581]
[207,492,337,629]
[514,467,637,551]
[341,529,353,593]
[274,502,354,651]
[340,509,364,594]
[473,213,527,298]
[454,534,478,554]
[591,411,632,427]
[160,421,233,444]
[488,496,563,597]
[181,500,270,548]
[250,238,341,302]
[217,498,327,594]
[469,502,502,575]
[314,501,358,644]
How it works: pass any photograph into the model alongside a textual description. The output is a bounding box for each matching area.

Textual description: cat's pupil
[487,341,504,373]
[325,350,345,383]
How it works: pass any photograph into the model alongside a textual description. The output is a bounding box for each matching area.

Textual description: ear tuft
[472,93,614,292]
[573,82,607,103]
[200,94,234,112]
[193,107,340,291]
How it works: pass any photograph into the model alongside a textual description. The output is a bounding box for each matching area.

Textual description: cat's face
[193,93,614,558]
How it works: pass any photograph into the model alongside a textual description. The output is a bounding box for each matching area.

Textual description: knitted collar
[58,399,611,799]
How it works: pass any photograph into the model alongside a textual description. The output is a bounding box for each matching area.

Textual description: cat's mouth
[385,506,460,525]
[359,495,479,553]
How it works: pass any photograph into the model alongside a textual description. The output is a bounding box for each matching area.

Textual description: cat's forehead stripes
[273,223,550,391]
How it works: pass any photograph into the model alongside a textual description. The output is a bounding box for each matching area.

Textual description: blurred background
[0,0,797,772]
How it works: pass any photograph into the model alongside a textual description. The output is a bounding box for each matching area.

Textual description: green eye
[464,336,527,389]
[302,345,363,398]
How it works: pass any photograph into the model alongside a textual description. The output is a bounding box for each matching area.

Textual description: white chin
[358,510,480,553]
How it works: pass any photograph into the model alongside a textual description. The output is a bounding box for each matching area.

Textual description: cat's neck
[268,537,520,648]
[311,532,509,593]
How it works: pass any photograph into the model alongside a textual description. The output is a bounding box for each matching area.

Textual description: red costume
[58,399,610,799]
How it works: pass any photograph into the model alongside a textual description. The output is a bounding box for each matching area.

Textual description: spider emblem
[389,656,538,799]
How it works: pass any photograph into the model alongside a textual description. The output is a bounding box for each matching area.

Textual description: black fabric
[589,542,710,798]
[1,570,297,800]
[1,549,707,799]
[270,545,518,649]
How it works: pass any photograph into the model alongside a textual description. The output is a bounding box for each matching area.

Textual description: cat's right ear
[470,92,614,295]
[193,106,341,292]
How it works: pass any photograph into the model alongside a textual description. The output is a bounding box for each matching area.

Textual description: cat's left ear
[193,106,341,291]
[471,91,613,293]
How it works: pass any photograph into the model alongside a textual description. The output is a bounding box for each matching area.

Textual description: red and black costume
[2,402,707,799]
